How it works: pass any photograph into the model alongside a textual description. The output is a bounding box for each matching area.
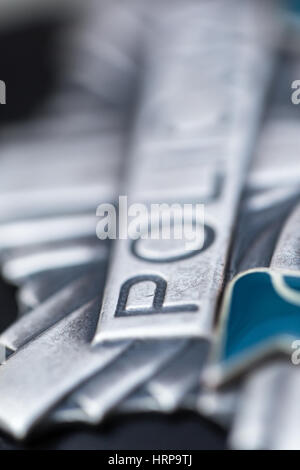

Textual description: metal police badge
[0,0,299,451]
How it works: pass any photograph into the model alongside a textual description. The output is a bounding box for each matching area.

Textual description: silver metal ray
[0,215,104,251]
[94,0,275,343]
[230,358,300,450]
[51,339,209,425]
[0,0,277,439]
[0,0,147,439]
[0,0,148,222]
[198,202,300,429]
[16,261,107,313]
[270,203,300,271]
[0,299,131,439]
[1,238,108,285]
[51,339,188,425]
[229,202,300,450]
[125,49,300,422]
[47,0,277,428]
[0,268,106,360]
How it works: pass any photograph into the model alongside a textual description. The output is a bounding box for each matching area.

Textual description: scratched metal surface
[0,0,298,450]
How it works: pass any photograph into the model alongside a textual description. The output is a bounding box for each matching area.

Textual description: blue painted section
[219,271,300,362]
